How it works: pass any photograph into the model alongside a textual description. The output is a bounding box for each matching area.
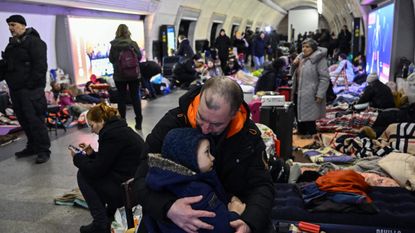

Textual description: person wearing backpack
[109,24,143,130]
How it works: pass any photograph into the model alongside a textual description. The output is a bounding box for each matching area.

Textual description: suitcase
[248,99,261,123]
[260,103,294,159]
[162,56,180,79]
[277,86,292,101]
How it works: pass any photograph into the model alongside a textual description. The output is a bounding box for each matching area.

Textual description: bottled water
[408,62,415,74]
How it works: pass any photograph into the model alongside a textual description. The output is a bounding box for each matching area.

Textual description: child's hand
[79,143,94,155]
[228,196,246,215]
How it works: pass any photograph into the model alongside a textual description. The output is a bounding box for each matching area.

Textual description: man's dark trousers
[10,88,50,154]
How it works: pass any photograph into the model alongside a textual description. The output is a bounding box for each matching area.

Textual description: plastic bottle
[408,62,415,74]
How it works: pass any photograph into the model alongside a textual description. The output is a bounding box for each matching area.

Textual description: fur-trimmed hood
[148,153,196,176]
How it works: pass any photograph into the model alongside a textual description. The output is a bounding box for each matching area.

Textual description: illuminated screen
[366,3,394,83]
[167,27,176,54]
[68,17,144,84]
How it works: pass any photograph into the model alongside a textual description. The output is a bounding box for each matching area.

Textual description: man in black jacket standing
[134,77,275,233]
[0,15,50,163]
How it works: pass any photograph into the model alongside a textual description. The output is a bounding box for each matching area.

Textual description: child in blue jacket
[145,128,246,233]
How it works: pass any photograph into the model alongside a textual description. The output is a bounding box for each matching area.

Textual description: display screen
[366,3,394,83]
[68,17,144,84]
[167,27,176,54]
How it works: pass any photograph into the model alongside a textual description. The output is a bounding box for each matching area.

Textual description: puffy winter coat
[291,47,330,122]
[1,27,47,90]
[145,154,239,233]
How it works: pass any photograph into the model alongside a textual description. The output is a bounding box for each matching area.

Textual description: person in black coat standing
[0,15,50,163]
[70,103,144,233]
[215,29,232,71]
[337,25,352,55]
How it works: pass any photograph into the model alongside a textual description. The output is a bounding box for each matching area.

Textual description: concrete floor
[0,89,185,233]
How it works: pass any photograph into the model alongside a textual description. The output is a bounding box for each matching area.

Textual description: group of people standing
[296,25,352,60]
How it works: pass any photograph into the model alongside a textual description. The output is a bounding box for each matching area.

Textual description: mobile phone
[68,145,83,154]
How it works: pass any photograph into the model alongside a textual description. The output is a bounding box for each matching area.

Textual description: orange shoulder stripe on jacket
[187,93,247,138]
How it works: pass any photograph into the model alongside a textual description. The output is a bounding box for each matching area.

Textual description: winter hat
[366,73,378,83]
[6,15,26,26]
[162,128,209,172]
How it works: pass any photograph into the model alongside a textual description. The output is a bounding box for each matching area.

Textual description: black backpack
[118,46,140,80]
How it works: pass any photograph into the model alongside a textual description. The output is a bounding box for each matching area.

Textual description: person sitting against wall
[69,102,144,233]
[355,73,395,109]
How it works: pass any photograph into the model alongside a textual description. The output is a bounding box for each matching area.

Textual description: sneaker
[35,153,50,164]
[15,148,36,158]
[80,222,111,233]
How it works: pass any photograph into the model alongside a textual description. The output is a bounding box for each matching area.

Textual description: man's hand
[230,219,251,233]
[228,196,246,215]
[167,195,215,233]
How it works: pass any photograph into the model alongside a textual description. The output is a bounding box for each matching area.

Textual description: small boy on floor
[145,128,246,233]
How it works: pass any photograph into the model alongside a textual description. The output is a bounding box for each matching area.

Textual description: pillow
[378,152,415,191]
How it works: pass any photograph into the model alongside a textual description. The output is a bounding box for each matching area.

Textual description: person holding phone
[69,102,144,233]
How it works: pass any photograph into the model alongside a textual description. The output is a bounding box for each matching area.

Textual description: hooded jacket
[1,27,47,90]
[291,47,330,122]
[134,86,274,232]
[109,38,142,82]
[145,154,238,233]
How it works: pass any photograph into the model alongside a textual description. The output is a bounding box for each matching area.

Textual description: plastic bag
[111,205,142,233]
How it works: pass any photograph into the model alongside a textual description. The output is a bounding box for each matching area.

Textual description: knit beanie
[366,73,378,83]
[162,128,209,172]
[6,15,26,26]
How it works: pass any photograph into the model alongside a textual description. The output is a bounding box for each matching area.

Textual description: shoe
[35,153,50,164]
[15,148,36,158]
[80,222,110,233]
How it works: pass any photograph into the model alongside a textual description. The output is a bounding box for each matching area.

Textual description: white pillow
[378,152,415,191]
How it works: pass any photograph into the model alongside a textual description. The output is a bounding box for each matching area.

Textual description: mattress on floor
[272,183,415,233]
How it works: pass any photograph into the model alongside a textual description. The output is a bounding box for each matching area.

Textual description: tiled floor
[0,89,186,233]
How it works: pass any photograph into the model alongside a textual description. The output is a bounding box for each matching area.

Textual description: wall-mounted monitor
[366,3,394,83]
[67,16,144,84]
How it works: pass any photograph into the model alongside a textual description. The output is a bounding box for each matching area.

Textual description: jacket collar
[99,118,127,137]
[301,47,327,64]
[180,86,248,138]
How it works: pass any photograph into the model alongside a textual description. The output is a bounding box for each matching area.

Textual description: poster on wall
[366,3,394,83]
[68,16,144,84]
